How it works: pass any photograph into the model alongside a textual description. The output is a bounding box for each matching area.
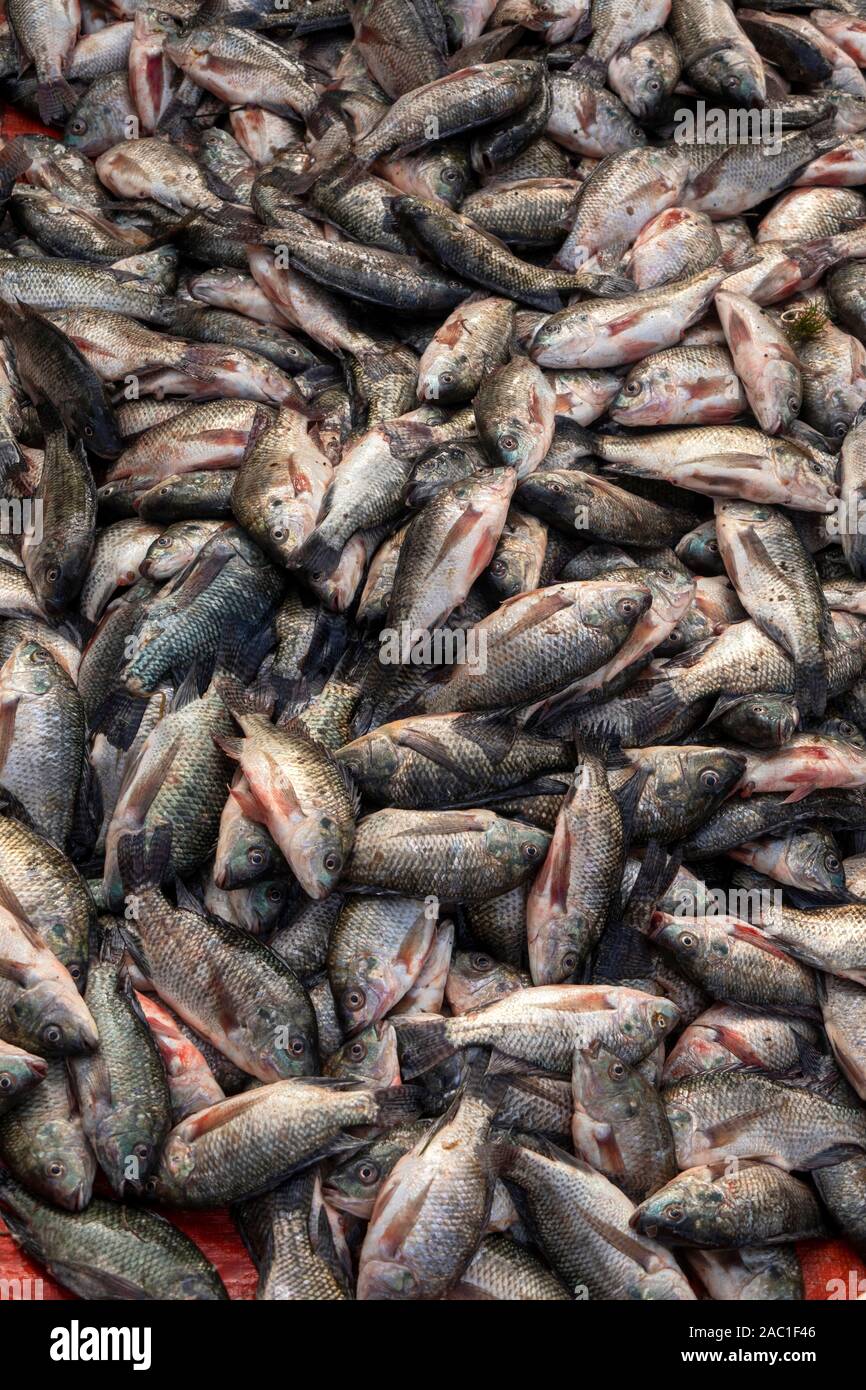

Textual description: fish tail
[572,271,636,299]
[391,1014,455,1078]
[795,649,828,719]
[39,75,78,126]
[300,527,343,580]
[117,823,173,894]
[373,1083,425,1126]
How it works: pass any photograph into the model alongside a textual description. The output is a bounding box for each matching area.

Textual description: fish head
[783,826,846,896]
[577,579,653,638]
[0,640,60,695]
[445,950,526,1013]
[0,1049,46,1102]
[698,46,766,107]
[649,910,711,972]
[251,1000,318,1080]
[335,944,388,1031]
[336,732,400,792]
[624,1268,696,1299]
[31,1125,95,1212]
[215,824,281,891]
[95,1107,162,1195]
[291,812,353,900]
[141,524,200,580]
[357,1257,421,1301]
[610,362,674,425]
[718,694,800,747]
[14,978,99,1057]
[631,1166,737,1246]
[406,441,486,507]
[571,1041,645,1124]
[655,745,748,822]
[484,818,550,883]
[324,1021,401,1087]
[632,993,681,1052]
[243,878,293,935]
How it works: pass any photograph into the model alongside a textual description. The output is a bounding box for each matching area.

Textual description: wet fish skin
[571,1042,677,1203]
[632,1161,825,1247]
[358,1059,504,1300]
[235,1167,349,1300]
[0,1057,95,1211]
[0,1169,228,1298]
[0,1039,47,1116]
[153,1075,419,1206]
[71,944,171,1194]
[116,827,319,1085]
[500,1140,696,1300]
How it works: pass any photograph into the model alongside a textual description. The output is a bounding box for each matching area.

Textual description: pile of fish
[6,0,866,1304]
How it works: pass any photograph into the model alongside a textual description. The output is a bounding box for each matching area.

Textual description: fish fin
[0,787,37,830]
[299,527,343,579]
[613,765,649,850]
[117,822,173,894]
[90,687,150,751]
[623,840,682,937]
[38,75,78,126]
[390,1013,455,1078]
[373,1083,425,1127]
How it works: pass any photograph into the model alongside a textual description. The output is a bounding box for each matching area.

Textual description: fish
[0,1168,228,1298]
[152,1075,420,1206]
[632,1161,826,1246]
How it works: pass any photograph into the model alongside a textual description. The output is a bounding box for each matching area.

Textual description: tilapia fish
[0,0,863,1307]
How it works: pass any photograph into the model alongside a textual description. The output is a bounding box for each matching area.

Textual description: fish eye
[349,1040,367,1061]
[490,559,507,575]
[358,1161,379,1185]
[825,853,840,872]
[787,395,799,411]
[700,768,720,789]
[83,424,94,438]
[522,841,541,860]
[248,847,265,865]
[834,422,848,438]
[42,1024,62,1046]
[608,1059,626,1080]
[133,1142,150,1161]
[70,119,87,134]
[440,371,454,385]
[499,433,519,452]
[470,953,493,972]
[442,168,459,183]
[841,722,856,735]
[654,1011,669,1030]
[678,932,697,950]
[45,566,60,584]
[617,597,637,617]
[707,540,718,552]
[648,79,661,92]
[290,1036,306,1056]
[664,1203,685,1223]
[144,1177,159,1195]
[342,987,366,1012]
[560,950,578,973]
[724,74,739,88]
[549,480,564,495]
[265,884,283,903]
[272,527,286,541]
[323,852,341,873]
[67,962,82,981]
[156,536,172,547]
[0,1073,11,1090]
[624,380,642,395]
[48,1161,66,1178]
